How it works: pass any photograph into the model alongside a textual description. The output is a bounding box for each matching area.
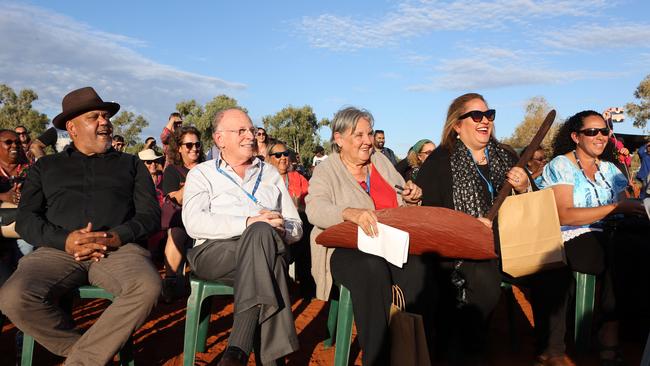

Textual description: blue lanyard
[469,147,494,200]
[364,168,371,194]
[216,158,264,205]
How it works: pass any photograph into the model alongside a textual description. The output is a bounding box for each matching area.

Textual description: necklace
[573,150,614,206]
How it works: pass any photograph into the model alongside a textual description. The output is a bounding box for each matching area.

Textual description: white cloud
[0,3,245,135]
[298,0,609,50]
[406,47,624,91]
[541,23,650,50]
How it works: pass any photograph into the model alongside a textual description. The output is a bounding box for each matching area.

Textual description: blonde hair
[440,93,488,151]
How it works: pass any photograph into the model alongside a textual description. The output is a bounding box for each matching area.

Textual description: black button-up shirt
[16,146,160,251]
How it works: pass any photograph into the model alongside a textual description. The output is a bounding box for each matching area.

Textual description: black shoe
[161,277,179,304]
[218,346,248,366]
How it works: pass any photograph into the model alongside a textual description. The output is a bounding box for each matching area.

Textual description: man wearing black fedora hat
[0,87,162,365]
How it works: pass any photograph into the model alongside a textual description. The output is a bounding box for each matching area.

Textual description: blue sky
[1,0,649,156]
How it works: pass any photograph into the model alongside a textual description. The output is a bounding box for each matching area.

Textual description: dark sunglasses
[459,109,496,123]
[16,132,28,135]
[578,127,610,137]
[271,151,290,158]
[182,141,201,149]
[1,139,19,146]
[257,132,266,136]
[144,160,156,165]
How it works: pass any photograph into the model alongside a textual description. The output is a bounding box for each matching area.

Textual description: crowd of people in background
[0,86,648,366]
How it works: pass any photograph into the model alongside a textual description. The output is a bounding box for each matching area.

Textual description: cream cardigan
[305,151,406,300]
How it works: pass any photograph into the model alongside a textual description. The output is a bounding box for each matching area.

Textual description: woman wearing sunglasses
[255,127,270,161]
[400,139,436,182]
[161,126,205,302]
[266,141,309,209]
[415,93,530,364]
[538,110,645,366]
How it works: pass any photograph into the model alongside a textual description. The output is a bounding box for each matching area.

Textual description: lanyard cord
[573,150,614,206]
[364,167,371,194]
[468,147,494,200]
[215,158,264,205]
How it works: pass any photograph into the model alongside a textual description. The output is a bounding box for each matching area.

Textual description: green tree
[0,84,49,135]
[625,74,650,129]
[262,105,329,165]
[176,95,246,147]
[111,111,149,151]
[503,96,558,155]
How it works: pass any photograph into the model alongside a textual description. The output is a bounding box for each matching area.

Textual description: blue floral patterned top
[539,155,628,233]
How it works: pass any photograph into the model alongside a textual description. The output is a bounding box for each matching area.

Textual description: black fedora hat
[51,87,120,129]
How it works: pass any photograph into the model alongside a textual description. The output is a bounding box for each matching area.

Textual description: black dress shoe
[217,346,248,366]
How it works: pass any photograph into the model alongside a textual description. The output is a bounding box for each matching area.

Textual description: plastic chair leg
[196,296,212,353]
[183,280,203,366]
[21,333,35,366]
[334,285,353,366]
[324,298,339,348]
[574,272,596,352]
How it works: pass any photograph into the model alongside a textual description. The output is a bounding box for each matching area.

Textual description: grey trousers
[0,244,161,366]
[187,222,299,364]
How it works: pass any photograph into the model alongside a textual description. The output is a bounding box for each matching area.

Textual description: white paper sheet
[357,222,409,267]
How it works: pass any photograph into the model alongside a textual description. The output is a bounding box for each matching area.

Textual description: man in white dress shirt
[182,108,302,366]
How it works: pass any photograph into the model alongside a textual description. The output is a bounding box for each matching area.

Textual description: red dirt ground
[0,285,645,365]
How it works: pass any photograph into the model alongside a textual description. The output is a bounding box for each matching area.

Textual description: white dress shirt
[182,154,302,246]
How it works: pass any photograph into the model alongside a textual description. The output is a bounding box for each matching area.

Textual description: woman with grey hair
[305,106,436,365]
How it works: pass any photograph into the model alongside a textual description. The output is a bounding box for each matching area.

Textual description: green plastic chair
[182,276,234,366]
[20,285,135,366]
[323,284,354,366]
[573,271,596,352]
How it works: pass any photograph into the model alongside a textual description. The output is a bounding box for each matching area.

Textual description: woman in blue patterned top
[538,110,645,366]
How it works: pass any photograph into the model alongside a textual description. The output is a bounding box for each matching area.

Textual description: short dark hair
[313,145,325,154]
[112,135,125,143]
[145,136,155,143]
[374,130,385,135]
[169,112,182,120]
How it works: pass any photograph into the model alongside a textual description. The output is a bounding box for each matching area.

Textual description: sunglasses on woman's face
[578,127,610,137]
[459,109,496,123]
[182,141,201,150]
[271,151,289,158]
[1,139,19,146]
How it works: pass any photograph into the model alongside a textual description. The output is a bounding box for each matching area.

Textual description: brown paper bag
[498,188,565,277]
[389,286,432,366]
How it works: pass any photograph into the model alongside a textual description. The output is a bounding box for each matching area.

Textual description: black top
[395,158,410,180]
[162,165,189,196]
[416,147,457,209]
[16,146,160,250]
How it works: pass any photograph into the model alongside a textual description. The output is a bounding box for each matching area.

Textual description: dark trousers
[330,248,436,366]
[186,222,299,364]
[0,244,161,366]
[436,259,502,363]
[529,230,613,356]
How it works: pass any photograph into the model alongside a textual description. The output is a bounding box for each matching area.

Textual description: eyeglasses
[270,151,290,158]
[578,127,610,137]
[16,131,27,136]
[218,128,257,137]
[459,109,496,123]
[257,131,266,136]
[1,139,19,146]
[144,160,156,165]
[419,150,434,156]
[182,141,202,150]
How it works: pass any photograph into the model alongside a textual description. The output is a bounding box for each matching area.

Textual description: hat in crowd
[138,149,163,161]
[52,87,120,130]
